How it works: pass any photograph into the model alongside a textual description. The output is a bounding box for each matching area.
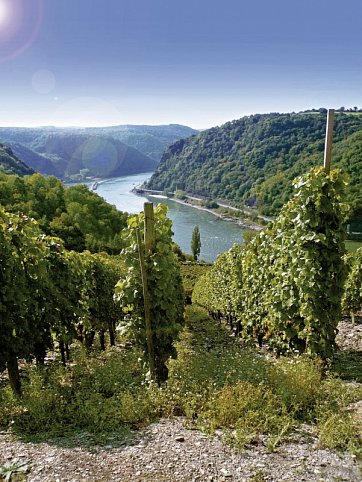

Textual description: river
[86,173,245,262]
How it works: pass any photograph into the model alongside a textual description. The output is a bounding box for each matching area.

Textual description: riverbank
[134,188,266,231]
[151,195,264,231]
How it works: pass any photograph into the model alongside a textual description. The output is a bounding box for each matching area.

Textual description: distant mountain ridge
[0,124,197,180]
[0,123,197,160]
[146,111,362,221]
[0,143,34,176]
[80,124,198,161]
[9,134,157,180]
[9,142,61,177]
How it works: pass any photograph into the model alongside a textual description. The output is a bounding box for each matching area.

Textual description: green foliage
[0,124,197,169]
[11,134,156,179]
[162,307,361,453]
[0,306,361,457]
[193,245,244,329]
[246,167,348,357]
[10,348,155,435]
[342,248,362,315]
[242,229,258,245]
[201,383,293,448]
[0,143,34,176]
[203,199,219,209]
[175,189,186,200]
[78,251,124,345]
[193,168,348,358]
[190,225,201,260]
[0,172,128,253]
[0,209,50,372]
[267,356,324,418]
[158,306,272,420]
[0,458,29,481]
[0,203,126,395]
[331,350,362,382]
[179,262,211,300]
[147,111,362,222]
[115,204,185,382]
[318,412,361,456]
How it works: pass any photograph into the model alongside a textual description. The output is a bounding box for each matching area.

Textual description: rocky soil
[0,418,361,482]
[0,320,361,482]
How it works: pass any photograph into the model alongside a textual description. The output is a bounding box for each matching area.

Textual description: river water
[87,173,245,262]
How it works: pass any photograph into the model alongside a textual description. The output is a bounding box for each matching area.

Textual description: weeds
[0,305,361,459]
[6,346,156,437]
[0,459,29,481]
[318,412,361,457]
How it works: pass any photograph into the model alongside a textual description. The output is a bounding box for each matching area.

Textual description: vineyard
[0,164,361,478]
[193,167,348,358]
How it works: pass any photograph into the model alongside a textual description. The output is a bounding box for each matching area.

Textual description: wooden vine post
[136,202,156,380]
[323,109,335,173]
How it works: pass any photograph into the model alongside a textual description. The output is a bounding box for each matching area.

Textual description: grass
[179,262,211,300]
[0,347,157,440]
[331,350,362,383]
[0,305,361,459]
[346,239,362,253]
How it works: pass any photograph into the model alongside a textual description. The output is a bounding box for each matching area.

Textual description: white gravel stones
[0,417,361,481]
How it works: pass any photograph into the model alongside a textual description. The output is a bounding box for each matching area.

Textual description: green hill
[9,142,62,177]
[0,143,34,176]
[82,124,198,161]
[30,134,158,179]
[0,172,128,252]
[5,134,158,180]
[0,124,198,167]
[146,111,362,221]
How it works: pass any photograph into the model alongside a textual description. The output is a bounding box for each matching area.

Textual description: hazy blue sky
[1,0,362,128]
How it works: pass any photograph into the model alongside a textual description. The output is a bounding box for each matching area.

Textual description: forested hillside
[0,172,128,252]
[82,124,198,161]
[147,111,362,221]
[5,134,157,180]
[0,143,34,176]
[8,142,63,177]
[0,124,197,179]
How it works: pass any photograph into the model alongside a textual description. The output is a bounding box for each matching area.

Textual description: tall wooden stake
[143,202,156,377]
[136,202,156,380]
[323,109,335,174]
[136,227,155,380]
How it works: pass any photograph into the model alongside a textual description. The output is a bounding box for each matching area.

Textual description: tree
[191,225,201,260]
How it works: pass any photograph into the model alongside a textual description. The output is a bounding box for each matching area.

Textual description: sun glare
[0,0,10,28]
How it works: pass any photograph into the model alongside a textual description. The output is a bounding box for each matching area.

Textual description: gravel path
[1,418,361,482]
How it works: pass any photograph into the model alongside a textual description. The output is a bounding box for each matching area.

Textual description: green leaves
[193,168,347,358]
[0,209,50,368]
[115,204,185,381]
[342,248,362,315]
[0,458,29,481]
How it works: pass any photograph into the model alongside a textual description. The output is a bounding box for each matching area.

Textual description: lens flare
[0,0,11,28]
[0,0,43,63]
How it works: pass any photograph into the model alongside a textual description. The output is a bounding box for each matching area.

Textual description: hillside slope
[0,143,34,176]
[146,111,362,220]
[8,142,62,177]
[33,134,158,179]
[82,124,198,161]
[4,135,157,180]
[0,124,198,164]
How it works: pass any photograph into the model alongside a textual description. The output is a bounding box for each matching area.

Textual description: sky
[1,0,362,129]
